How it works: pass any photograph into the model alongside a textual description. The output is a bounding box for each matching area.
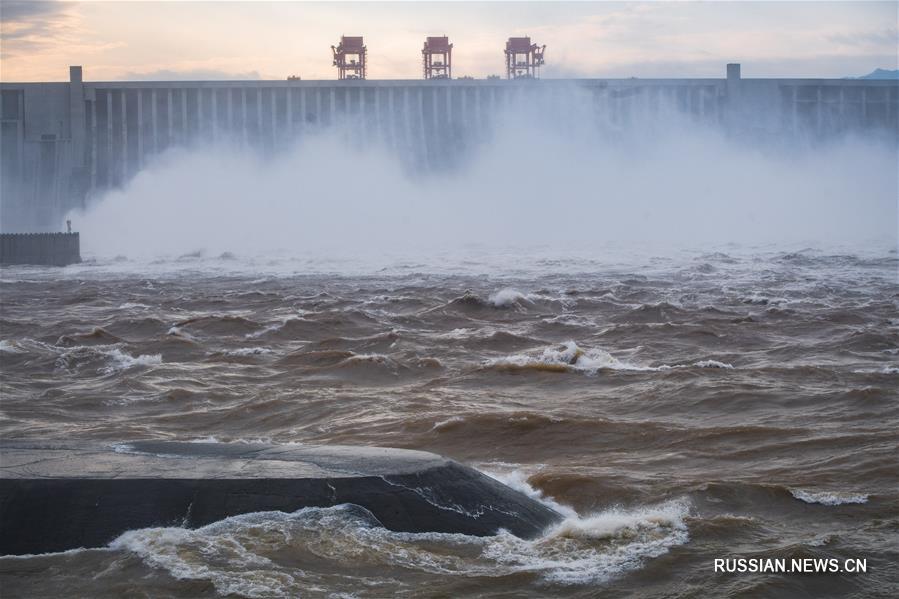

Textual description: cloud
[2,1,896,82]
[1,1,123,80]
[118,68,262,81]
[826,28,899,49]
[0,0,119,82]
[0,0,67,22]
[0,0,78,55]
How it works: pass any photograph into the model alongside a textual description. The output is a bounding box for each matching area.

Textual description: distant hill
[855,68,899,80]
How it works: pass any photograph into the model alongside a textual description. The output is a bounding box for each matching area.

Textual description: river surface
[1,246,897,597]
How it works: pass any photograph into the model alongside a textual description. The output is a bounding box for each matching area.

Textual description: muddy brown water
[1,248,897,597]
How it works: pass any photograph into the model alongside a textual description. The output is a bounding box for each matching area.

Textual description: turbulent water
[1,246,897,598]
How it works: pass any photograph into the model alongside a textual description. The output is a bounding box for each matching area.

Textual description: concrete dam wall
[1,65,897,231]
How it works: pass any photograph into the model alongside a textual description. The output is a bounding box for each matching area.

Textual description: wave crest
[107,487,690,595]
[790,489,869,506]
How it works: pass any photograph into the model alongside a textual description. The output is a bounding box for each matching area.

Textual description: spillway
[1,63,896,231]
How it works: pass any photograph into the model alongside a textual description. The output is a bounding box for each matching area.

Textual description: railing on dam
[1,64,896,231]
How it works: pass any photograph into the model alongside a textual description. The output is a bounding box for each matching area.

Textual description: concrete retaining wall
[0,232,81,266]
[0,441,562,554]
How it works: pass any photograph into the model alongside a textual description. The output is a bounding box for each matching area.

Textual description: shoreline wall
[0,232,81,266]
[1,65,897,231]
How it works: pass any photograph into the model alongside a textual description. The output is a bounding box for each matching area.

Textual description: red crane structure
[504,37,545,79]
[422,36,452,79]
[332,36,367,80]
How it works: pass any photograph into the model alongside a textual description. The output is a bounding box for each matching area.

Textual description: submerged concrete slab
[0,441,562,555]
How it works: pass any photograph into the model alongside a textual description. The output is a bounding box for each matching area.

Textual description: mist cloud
[71,95,897,261]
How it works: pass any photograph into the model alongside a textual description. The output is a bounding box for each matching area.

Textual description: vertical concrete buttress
[68,66,88,207]
[725,63,742,130]
[69,67,85,159]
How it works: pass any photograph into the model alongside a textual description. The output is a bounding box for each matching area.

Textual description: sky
[0,1,896,82]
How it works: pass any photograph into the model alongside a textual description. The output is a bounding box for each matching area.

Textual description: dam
[1,64,897,232]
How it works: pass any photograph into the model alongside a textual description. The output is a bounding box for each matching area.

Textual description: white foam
[488,341,653,374]
[543,313,595,327]
[118,302,150,310]
[483,468,578,519]
[690,360,734,369]
[223,347,273,357]
[489,342,736,374]
[434,327,477,340]
[483,499,691,584]
[479,468,691,583]
[0,340,23,353]
[244,314,308,339]
[345,353,391,362]
[99,348,162,373]
[856,366,898,375]
[806,534,836,547]
[110,521,295,598]
[187,435,222,444]
[430,416,466,432]
[0,546,110,560]
[488,288,532,309]
[186,436,274,445]
[101,466,693,590]
[790,489,869,506]
[110,442,135,453]
[108,490,691,593]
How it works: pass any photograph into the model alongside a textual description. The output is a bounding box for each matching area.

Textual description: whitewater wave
[689,360,734,369]
[106,483,690,597]
[118,302,151,310]
[110,519,291,598]
[0,339,24,353]
[790,489,869,506]
[852,366,899,375]
[487,341,642,374]
[243,311,317,340]
[443,288,537,312]
[82,468,693,596]
[8,338,163,375]
[435,327,478,340]
[486,341,734,374]
[341,353,396,366]
[430,416,467,432]
[488,288,534,309]
[166,325,197,342]
[222,347,274,357]
[97,347,162,373]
